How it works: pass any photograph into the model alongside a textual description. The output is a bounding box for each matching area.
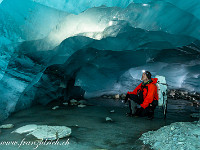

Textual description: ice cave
[0,0,199,149]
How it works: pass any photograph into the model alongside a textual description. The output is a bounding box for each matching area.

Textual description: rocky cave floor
[0,98,199,150]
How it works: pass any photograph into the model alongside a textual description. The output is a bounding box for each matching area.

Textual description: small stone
[52,106,59,110]
[78,104,86,108]
[110,110,115,113]
[114,94,120,99]
[70,99,78,105]
[102,95,107,98]
[106,117,113,122]
[170,91,175,96]
[70,99,77,103]
[63,102,68,105]
[78,100,87,105]
[0,124,14,129]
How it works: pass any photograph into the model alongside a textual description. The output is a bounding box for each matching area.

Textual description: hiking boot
[133,113,139,117]
[126,112,134,117]
[147,114,154,120]
[147,116,154,120]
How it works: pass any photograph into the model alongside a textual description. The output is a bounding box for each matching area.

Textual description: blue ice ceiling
[0,0,200,121]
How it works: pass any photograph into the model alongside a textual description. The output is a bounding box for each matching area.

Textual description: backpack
[155,75,168,107]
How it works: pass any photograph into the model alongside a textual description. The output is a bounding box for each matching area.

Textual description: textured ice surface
[32,0,200,20]
[140,121,200,150]
[160,0,200,20]
[12,124,71,140]
[33,0,138,14]
[0,0,68,43]
[46,1,200,47]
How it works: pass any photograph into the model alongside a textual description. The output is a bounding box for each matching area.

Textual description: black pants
[126,94,158,117]
[129,94,143,104]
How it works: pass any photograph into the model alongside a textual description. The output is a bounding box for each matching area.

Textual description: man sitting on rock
[125,71,158,120]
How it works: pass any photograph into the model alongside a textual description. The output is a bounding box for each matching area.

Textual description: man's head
[141,71,151,82]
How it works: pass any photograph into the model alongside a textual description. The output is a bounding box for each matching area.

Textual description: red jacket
[127,78,158,109]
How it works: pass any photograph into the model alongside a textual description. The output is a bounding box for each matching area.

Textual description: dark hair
[145,71,151,79]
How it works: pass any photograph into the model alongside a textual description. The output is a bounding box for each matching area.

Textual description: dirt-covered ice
[140,121,200,150]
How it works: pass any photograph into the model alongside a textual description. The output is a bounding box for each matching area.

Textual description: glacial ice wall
[0,0,200,121]
[46,1,200,48]
[0,0,68,44]
[32,0,200,20]
[33,0,142,14]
